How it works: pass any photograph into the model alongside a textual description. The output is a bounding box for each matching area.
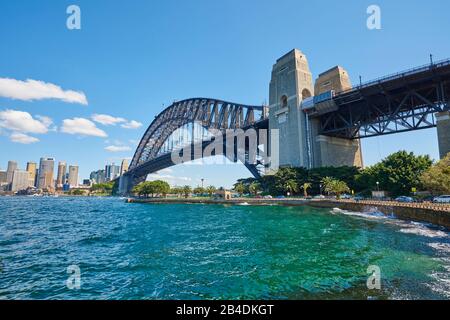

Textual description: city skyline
[1,0,449,188]
[0,156,130,193]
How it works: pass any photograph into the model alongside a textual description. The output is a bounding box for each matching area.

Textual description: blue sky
[0,0,449,188]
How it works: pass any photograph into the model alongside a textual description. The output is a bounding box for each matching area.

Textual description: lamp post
[376,181,380,192]
[319,184,323,195]
[201,178,204,189]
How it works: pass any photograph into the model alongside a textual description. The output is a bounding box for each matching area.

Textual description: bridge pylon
[268,49,362,170]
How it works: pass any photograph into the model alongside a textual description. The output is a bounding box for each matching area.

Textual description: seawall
[126,197,450,229]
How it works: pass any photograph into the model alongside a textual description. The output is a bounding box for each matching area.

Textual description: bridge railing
[335,58,450,96]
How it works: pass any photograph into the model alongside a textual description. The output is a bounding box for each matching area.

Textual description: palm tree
[182,185,192,198]
[234,183,245,197]
[284,179,298,196]
[205,185,216,197]
[249,182,261,196]
[301,182,312,198]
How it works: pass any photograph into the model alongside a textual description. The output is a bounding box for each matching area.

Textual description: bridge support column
[436,111,450,159]
[118,174,134,195]
[313,135,363,168]
[268,49,314,169]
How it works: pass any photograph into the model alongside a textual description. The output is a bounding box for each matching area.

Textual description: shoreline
[127,197,450,229]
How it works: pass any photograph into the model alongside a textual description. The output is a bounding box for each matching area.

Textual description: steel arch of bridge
[129,98,267,171]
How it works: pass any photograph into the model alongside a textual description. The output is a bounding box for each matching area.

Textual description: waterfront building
[82,179,91,186]
[56,161,67,188]
[68,165,79,188]
[105,163,120,181]
[6,161,18,184]
[90,170,106,184]
[0,170,7,187]
[11,170,30,192]
[120,159,129,176]
[38,157,55,190]
[26,162,37,187]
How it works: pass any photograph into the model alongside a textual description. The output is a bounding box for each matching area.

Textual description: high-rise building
[68,165,79,187]
[38,157,55,190]
[56,161,67,188]
[0,171,7,186]
[26,162,37,187]
[120,159,129,176]
[11,170,30,192]
[105,163,120,181]
[90,170,106,184]
[6,161,18,184]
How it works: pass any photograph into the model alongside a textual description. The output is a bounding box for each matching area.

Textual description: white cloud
[92,114,126,126]
[121,120,143,129]
[129,139,139,146]
[61,117,107,137]
[105,145,132,152]
[0,109,51,134]
[0,78,88,105]
[10,133,39,144]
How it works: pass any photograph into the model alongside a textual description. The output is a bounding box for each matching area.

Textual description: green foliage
[356,151,432,197]
[193,186,205,195]
[284,179,298,196]
[91,182,115,195]
[321,177,350,198]
[301,182,312,197]
[132,180,170,197]
[205,186,216,197]
[69,189,86,196]
[234,183,245,196]
[420,153,450,194]
[248,181,261,195]
[182,185,192,198]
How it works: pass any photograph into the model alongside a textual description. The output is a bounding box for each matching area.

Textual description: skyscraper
[68,165,79,187]
[6,161,17,184]
[90,170,106,184]
[56,161,67,188]
[26,162,37,187]
[38,157,55,190]
[120,159,129,176]
[105,163,120,181]
[11,170,30,192]
[0,170,7,186]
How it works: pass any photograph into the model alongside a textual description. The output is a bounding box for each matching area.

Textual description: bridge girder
[316,59,450,139]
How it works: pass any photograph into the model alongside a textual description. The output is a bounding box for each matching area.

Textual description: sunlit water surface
[0,197,449,300]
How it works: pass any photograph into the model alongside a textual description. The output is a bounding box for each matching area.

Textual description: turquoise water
[0,196,449,300]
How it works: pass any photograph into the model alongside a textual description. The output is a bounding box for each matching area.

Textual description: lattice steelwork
[316,59,450,139]
[130,98,266,170]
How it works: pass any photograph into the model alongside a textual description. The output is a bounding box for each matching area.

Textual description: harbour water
[0,196,449,300]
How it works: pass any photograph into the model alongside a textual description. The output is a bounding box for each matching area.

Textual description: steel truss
[318,62,450,139]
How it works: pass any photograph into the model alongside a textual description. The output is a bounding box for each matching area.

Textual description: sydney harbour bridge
[119,49,450,194]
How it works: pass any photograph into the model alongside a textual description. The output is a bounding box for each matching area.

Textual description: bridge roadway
[311,58,450,139]
[119,57,450,194]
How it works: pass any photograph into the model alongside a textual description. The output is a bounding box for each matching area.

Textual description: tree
[356,151,432,197]
[249,182,261,196]
[90,182,115,195]
[234,183,245,196]
[205,186,216,197]
[132,180,170,198]
[171,186,184,197]
[301,182,312,198]
[321,177,350,199]
[284,179,298,196]
[182,185,192,198]
[421,153,450,194]
[193,186,205,196]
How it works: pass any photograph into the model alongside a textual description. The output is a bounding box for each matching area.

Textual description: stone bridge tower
[269,49,314,169]
[269,49,362,170]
